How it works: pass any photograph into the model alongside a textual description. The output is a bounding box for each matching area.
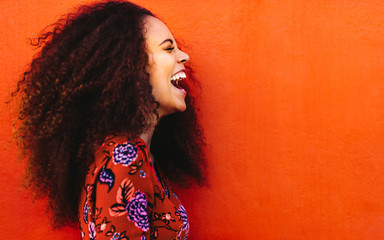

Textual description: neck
[140,128,154,149]
[140,125,156,164]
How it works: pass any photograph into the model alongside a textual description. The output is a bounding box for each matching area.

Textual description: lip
[170,69,186,77]
[170,69,187,94]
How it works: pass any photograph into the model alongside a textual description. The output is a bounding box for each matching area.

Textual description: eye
[165,46,175,52]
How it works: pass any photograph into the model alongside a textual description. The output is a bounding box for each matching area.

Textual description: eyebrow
[158,39,173,46]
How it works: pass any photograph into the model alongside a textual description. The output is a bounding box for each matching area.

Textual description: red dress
[79,135,189,240]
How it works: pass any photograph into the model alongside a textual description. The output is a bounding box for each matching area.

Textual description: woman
[14,1,206,239]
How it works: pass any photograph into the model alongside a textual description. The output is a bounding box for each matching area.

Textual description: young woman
[14,1,206,239]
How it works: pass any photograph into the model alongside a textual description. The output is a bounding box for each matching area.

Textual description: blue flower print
[176,205,189,233]
[164,184,170,199]
[83,201,90,224]
[173,192,179,200]
[88,222,96,240]
[99,166,115,192]
[105,226,128,240]
[111,232,120,240]
[140,170,146,178]
[141,235,146,240]
[127,191,149,231]
[113,142,138,166]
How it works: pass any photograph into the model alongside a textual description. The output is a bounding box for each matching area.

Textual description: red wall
[2,0,384,239]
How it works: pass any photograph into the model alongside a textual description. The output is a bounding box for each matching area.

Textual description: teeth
[170,72,186,82]
[170,71,187,90]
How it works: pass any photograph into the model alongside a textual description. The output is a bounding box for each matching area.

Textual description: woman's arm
[80,137,154,240]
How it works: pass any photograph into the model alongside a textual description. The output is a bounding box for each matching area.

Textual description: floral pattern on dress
[88,222,96,240]
[173,192,179,200]
[175,205,189,233]
[83,201,90,224]
[113,142,138,166]
[164,184,170,199]
[109,178,150,232]
[161,212,175,225]
[105,225,128,240]
[96,216,111,233]
[82,184,94,224]
[79,136,189,240]
[99,166,115,192]
[109,178,135,217]
[126,191,149,231]
[127,159,144,175]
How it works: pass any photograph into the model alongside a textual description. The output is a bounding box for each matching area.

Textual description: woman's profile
[13,1,206,239]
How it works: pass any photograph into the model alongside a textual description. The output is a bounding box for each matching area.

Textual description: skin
[140,16,190,155]
[144,16,190,119]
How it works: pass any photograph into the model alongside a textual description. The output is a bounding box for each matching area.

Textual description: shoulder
[81,135,156,238]
[95,134,150,167]
[92,134,155,197]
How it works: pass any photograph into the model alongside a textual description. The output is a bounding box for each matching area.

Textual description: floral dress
[79,135,189,240]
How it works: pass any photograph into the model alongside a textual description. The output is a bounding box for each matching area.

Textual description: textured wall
[1,0,384,239]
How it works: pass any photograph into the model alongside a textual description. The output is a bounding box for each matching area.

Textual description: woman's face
[144,16,190,118]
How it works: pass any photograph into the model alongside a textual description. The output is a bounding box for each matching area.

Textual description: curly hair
[14,0,206,228]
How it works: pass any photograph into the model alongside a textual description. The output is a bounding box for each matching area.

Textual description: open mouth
[170,71,187,91]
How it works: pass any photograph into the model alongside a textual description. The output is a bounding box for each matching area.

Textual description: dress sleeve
[92,137,154,240]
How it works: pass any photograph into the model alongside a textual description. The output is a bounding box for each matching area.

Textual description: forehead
[143,16,175,46]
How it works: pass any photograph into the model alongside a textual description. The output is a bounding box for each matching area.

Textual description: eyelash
[166,46,175,51]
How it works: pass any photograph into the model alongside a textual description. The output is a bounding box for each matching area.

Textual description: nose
[177,49,190,63]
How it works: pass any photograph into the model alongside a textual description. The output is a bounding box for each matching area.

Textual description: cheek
[148,72,168,100]
[157,54,176,73]
[147,54,176,92]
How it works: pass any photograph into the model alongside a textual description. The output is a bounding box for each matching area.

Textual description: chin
[177,106,187,113]
[169,105,186,115]
[158,104,186,118]
[176,102,187,112]
[174,101,188,113]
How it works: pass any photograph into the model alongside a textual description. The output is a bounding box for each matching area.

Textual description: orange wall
[2,0,384,239]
